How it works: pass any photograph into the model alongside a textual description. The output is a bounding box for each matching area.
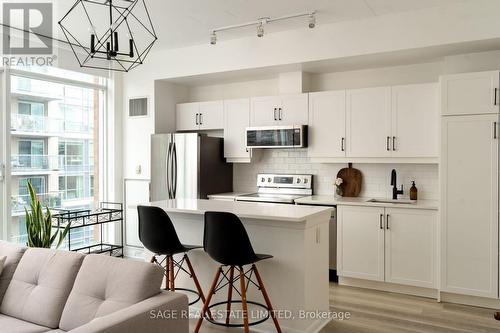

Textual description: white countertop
[295,195,439,210]
[140,199,332,222]
[207,192,251,200]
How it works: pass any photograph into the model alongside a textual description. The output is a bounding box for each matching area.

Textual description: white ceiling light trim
[210,10,316,45]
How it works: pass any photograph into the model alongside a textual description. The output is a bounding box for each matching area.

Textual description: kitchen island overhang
[139,199,332,333]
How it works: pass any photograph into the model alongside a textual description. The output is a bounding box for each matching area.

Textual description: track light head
[308,13,316,29]
[210,31,217,45]
[257,22,264,37]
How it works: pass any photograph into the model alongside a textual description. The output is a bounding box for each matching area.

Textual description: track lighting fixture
[210,10,316,45]
[308,12,316,29]
[257,22,264,38]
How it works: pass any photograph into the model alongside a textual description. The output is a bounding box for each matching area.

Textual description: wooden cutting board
[336,163,362,197]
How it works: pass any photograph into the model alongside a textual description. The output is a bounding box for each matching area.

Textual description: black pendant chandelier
[59,0,157,72]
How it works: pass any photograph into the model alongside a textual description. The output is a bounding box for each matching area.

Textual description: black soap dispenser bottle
[410,181,418,200]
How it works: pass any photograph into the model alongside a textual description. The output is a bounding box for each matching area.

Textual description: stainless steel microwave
[246,125,308,149]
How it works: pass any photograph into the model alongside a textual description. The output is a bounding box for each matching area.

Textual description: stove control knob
[261,177,265,182]
[268,178,272,182]
[296,178,301,184]
[304,178,308,184]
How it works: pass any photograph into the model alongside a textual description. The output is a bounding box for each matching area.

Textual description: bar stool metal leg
[253,264,282,333]
[239,266,250,333]
[226,266,235,325]
[194,267,222,333]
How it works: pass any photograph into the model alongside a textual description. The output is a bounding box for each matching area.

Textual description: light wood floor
[190,283,500,333]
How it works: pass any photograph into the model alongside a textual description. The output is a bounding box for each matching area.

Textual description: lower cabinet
[337,205,437,289]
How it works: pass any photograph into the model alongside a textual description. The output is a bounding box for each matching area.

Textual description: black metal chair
[194,211,282,333]
[137,205,207,306]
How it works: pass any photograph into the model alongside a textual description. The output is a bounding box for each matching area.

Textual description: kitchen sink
[367,199,417,204]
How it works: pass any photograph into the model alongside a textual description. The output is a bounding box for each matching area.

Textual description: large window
[8,69,105,244]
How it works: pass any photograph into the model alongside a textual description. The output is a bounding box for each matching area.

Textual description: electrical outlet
[135,165,142,175]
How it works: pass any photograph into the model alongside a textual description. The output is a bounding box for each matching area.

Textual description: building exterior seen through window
[10,71,105,246]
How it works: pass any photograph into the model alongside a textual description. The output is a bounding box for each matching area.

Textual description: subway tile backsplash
[233,149,439,200]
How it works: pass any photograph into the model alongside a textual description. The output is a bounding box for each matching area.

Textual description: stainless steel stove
[236,174,313,204]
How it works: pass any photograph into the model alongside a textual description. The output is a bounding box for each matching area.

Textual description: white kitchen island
[140,199,332,333]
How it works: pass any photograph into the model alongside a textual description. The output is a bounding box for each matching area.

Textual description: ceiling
[52,0,470,51]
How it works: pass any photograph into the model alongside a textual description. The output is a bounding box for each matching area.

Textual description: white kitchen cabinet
[308,90,346,158]
[338,205,437,288]
[346,87,392,157]
[441,114,499,298]
[391,83,438,157]
[384,208,437,288]
[250,96,281,126]
[250,94,308,126]
[280,94,309,125]
[199,101,223,130]
[337,206,385,282]
[176,101,223,131]
[441,71,499,116]
[176,102,199,131]
[224,98,251,162]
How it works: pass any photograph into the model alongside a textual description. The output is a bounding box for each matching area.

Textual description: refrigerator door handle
[172,142,178,198]
[166,142,173,199]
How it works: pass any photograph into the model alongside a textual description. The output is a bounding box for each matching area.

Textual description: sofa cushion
[59,255,164,331]
[0,241,26,303]
[0,248,84,328]
[0,314,51,333]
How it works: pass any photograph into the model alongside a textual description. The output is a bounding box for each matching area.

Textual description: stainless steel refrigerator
[150,133,233,201]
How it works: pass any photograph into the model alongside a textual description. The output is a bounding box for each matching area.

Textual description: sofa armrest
[67,291,189,333]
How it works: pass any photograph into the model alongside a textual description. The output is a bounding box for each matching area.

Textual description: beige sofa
[0,241,188,333]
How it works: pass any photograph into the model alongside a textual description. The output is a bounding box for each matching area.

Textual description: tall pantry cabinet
[440,71,500,299]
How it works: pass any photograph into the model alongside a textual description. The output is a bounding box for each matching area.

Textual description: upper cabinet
[250,93,308,126]
[346,86,392,158]
[309,83,439,161]
[224,98,251,163]
[441,71,499,116]
[391,83,438,157]
[308,90,346,158]
[176,101,223,131]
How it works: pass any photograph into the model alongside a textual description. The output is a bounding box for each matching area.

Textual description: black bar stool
[137,205,207,306]
[194,211,282,333]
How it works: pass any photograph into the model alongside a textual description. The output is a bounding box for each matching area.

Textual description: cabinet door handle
[273,108,277,121]
[380,214,383,229]
[386,136,391,151]
[279,107,283,121]
[494,122,497,139]
[392,136,396,151]
[495,88,498,106]
[386,214,390,229]
[195,113,199,125]
[341,138,345,152]
[199,113,203,125]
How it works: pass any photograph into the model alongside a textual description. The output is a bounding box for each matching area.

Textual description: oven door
[246,125,307,149]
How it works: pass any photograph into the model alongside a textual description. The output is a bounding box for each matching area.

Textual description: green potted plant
[25,181,70,248]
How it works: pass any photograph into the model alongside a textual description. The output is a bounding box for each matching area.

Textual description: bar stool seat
[194,211,282,333]
[137,205,207,306]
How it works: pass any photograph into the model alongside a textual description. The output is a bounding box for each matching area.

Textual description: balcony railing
[11,155,94,173]
[11,114,62,133]
[11,191,63,214]
[11,114,93,135]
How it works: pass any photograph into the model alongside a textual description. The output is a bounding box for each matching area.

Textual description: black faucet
[391,169,404,200]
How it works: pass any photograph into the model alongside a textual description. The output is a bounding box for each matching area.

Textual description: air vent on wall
[129,97,148,117]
